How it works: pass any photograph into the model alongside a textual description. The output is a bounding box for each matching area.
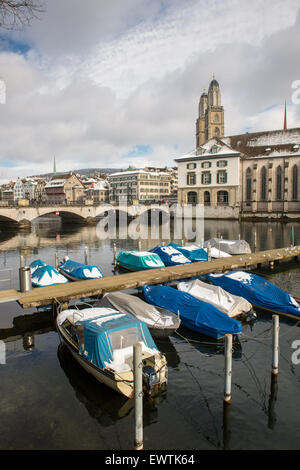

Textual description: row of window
[187,160,227,170]
[246,165,298,201]
[187,171,227,185]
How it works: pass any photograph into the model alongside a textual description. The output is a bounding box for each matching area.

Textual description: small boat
[58,257,103,281]
[177,278,254,318]
[167,243,207,262]
[143,284,242,339]
[116,251,165,271]
[208,271,300,319]
[56,307,168,398]
[30,260,69,287]
[96,291,181,337]
[149,245,191,266]
[204,238,251,255]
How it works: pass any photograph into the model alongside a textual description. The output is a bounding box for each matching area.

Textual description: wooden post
[138,239,142,251]
[291,226,295,247]
[272,315,279,376]
[55,252,59,269]
[84,245,88,265]
[20,254,25,268]
[207,242,211,261]
[133,342,143,450]
[113,243,117,265]
[254,231,257,252]
[224,334,232,403]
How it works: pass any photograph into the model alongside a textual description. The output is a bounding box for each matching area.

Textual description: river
[0,217,300,450]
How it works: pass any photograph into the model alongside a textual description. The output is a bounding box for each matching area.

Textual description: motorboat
[56,307,168,398]
[96,291,181,337]
[149,245,191,266]
[204,238,251,255]
[30,259,69,287]
[116,251,165,271]
[142,284,242,339]
[167,243,207,262]
[208,271,300,319]
[177,278,254,319]
[58,257,103,281]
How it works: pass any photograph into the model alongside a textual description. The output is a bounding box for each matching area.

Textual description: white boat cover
[204,238,251,255]
[177,279,252,317]
[98,292,180,330]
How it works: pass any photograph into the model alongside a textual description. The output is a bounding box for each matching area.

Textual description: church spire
[283,100,287,130]
[53,156,56,175]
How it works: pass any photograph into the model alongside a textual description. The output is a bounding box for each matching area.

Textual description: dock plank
[0,246,298,309]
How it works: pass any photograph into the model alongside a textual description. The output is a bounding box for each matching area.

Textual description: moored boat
[96,291,181,337]
[167,243,207,262]
[177,278,254,319]
[204,238,251,255]
[143,284,242,339]
[149,245,191,266]
[56,307,168,398]
[116,251,165,271]
[208,270,300,319]
[58,257,103,281]
[30,260,69,287]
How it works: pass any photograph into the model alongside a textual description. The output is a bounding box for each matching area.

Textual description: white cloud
[0,0,300,183]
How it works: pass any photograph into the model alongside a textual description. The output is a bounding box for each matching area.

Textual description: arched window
[204,191,210,205]
[217,190,229,206]
[246,168,252,201]
[187,191,197,204]
[292,165,298,200]
[214,127,220,137]
[214,114,219,122]
[276,166,283,200]
[261,166,267,201]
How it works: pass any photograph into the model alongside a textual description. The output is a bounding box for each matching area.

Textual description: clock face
[0,79,6,104]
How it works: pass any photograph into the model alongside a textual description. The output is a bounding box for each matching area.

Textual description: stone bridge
[0,203,174,228]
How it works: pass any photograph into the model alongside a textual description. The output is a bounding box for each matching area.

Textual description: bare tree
[0,0,45,30]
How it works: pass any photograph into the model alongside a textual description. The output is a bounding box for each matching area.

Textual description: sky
[0,0,300,182]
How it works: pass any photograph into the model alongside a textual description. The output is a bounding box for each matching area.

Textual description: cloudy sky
[0,0,300,182]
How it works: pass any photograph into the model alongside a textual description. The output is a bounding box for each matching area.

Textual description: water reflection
[57,343,166,427]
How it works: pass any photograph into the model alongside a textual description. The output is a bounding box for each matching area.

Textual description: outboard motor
[142,365,159,393]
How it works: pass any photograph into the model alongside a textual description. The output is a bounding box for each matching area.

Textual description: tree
[0,0,44,31]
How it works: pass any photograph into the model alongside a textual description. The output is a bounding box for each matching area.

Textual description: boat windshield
[109,326,143,351]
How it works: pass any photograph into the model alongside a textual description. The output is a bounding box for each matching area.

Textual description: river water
[0,217,300,450]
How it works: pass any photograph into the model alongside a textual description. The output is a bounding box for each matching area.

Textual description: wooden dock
[0,246,299,309]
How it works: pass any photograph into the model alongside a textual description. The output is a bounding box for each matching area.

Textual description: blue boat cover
[208,271,300,318]
[142,284,242,339]
[149,245,191,266]
[75,311,158,369]
[31,264,69,287]
[116,251,165,271]
[30,259,47,274]
[168,243,207,262]
[58,259,103,280]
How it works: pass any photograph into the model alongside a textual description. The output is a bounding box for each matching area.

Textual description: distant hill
[30,168,122,178]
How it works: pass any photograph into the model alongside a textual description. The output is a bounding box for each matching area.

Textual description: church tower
[196,74,224,147]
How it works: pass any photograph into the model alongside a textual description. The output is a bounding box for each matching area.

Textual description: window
[201,172,211,184]
[201,161,211,168]
[276,166,283,200]
[261,166,267,201]
[292,165,298,200]
[217,171,227,184]
[187,191,197,203]
[217,160,227,167]
[187,173,196,185]
[187,163,196,169]
[204,191,210,205]
[246,167,252,201]
[217,191,229,205]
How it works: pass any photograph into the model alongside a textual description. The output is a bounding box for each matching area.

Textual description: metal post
[272,315,279,376]
[19,266,32,293]
[224,334,232,403]
[134,342,143,450]
[84,245,88,265]
[207,242,211,261]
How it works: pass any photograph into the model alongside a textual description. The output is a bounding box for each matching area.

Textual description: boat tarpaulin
[31,264,69,287]
[149,245,191,266]
[58,259,103,279]
[116,251,165,271]
[168,243,207,262]
[208,271,300,317]
[30,259,47,274]
[74,309,158,370]
[177,279,252,317]
[204,238,251,255]
[97,291,181,330]
[142,284,242,339]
